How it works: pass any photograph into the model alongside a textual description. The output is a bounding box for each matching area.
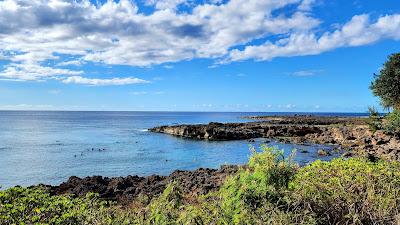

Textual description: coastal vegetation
[370,53,400,111]
[2,146,400,224]
[384,110,400,137]
[369,53,400,137]
[367,106,383,132]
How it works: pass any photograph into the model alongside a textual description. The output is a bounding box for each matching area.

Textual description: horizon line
[0,109,372,114]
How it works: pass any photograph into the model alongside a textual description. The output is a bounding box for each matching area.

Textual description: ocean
[0,111,367,188]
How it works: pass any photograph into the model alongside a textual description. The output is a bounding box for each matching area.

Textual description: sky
[0,0,399,112]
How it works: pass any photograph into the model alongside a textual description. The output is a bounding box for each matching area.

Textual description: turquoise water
[0,111,366,188]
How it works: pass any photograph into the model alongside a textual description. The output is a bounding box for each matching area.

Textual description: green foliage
[176,195,222,225]
[384,110,400,137]
[367,106,383,132]
[141,146,305,225]
[0,187,144,225]
[217,146,298,224]
[370,53,400,110]
[0,187,100,224]
[147,182,183,224]
[289,158,400,225]
[2,147,400,225]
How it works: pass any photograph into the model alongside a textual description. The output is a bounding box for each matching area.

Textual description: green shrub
[384,110,400,137]
[367,106,383,132]
[289,158,400,225]
[0,187,144,225]
[0,187,100,224]
[212,146,316,224]
[150,146,315,225]
[176,196,222,225]
[147,182,183,224]
[218,146,295,222]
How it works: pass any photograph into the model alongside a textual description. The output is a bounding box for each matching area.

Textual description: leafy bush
[145,146,307,225]
[367,106,383,132]
[217,146,298,224]
[384,110,400,137]
[0,187,101,224]
[147,182,183,224]
[0,187,143,225]
[289,158,400,225]
[172,146,316,225]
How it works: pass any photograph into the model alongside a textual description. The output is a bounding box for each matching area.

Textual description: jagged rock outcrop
[306,127,400,161]
[150,116,400,161]
[150,122,323,140]
[48,165,240,204]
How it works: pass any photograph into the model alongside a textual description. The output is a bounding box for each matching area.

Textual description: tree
[370,53,400,111]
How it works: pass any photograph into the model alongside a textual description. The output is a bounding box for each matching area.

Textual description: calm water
[0,111,367,189]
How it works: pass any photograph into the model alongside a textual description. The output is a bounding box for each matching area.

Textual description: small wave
[133,128,149,132]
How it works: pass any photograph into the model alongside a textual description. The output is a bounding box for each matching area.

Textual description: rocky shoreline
[150,116,400,161]
[42,165,240,204]
[33,116,400,205]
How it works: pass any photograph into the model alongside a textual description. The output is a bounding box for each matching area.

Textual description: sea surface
[0,111,368,189]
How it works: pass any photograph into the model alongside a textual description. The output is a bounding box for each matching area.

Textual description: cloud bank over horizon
[0,0,399,86]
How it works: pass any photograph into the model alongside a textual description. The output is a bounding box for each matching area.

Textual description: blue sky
[0,0,399,112]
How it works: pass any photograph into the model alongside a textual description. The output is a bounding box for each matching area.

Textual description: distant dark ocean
[0,111,368,188]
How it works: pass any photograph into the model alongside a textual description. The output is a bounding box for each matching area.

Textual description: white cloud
[0,63,82,81]
[163,65,174,69]
[0,0,319,70]
[226,14,400,62]
[62,76,150,86]
[297,0,316,11]
[56,60,85,67]
[0,0,398,83]
[291,69,323,77]
[130,91,148,95]
[129,91,165,95]
[144,0,189,10]
[9,52,58,64]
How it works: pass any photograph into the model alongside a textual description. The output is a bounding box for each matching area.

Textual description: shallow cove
[0,111,357,189]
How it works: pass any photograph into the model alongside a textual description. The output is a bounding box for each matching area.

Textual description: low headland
[150,115,400,161]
